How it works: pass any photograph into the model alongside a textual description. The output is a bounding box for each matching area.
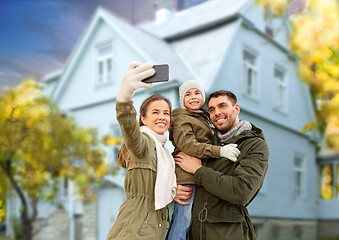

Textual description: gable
[55,19,158,110]
[51,7,194,110]
[211,20,315,135]
[170,19,241,90]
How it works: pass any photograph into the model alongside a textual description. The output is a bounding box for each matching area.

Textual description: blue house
[5,0,339,239]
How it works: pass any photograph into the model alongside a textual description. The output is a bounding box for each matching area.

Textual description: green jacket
[190,124,269,240]
[106,101,167,240]
[169,108,221,184]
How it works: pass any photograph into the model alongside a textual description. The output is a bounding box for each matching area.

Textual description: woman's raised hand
[116,62,155,102]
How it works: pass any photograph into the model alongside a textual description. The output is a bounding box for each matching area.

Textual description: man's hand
[175,152,202,174]
[174,185,193,205]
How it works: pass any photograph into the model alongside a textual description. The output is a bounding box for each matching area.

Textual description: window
[110,124,123,165]
[275,67,287,111]
[269,225,280,240]
[319,160,339,200]
[97,43,113,84]
[320,164,334,199]
[293,225,303,240]
[293,155,305,199]
[60,176,68,197]
[243,49,258,99]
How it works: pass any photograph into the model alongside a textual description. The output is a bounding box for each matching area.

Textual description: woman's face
[141,100,171,135]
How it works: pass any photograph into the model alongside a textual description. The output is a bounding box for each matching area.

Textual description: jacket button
[221,143,225,146]
[158,224,162,228]
[145,221,148,224]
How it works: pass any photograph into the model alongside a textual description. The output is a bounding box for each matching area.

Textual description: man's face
[208,96,240,134]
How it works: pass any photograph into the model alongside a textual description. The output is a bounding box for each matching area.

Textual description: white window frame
[59,176,68,198]
[110,123,122,166]
[293,154,306,199]
[274,66,287,112]
[96,42,114,84]
[243,48,258,99]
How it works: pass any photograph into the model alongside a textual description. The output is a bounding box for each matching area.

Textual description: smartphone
[142,64,169,83]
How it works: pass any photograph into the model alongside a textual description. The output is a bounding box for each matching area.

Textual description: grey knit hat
[179,80,206,108]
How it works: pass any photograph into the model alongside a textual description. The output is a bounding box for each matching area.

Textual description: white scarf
[140,126,177,210]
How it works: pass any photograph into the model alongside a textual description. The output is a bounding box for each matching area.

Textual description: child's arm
[171,114,221,159]
[171,113,240,161]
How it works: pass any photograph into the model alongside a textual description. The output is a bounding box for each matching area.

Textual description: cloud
[0,53,64,90]
[0,0,157,90]
[0,71,24,90]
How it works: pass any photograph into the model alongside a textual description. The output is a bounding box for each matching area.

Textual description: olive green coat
[106,101,167,240]
[169,108,221,184]
[190,124,269,240]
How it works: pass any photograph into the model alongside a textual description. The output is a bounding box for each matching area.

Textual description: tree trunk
[21,206,33,240]
[0,155,34,240]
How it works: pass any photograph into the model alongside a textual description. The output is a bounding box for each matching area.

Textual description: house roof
[100,7,195,82]
[169,20,240,90]
[46,0,259,102]
[43,68,63,83]
[139,0,249,39]
[50,7,196,101]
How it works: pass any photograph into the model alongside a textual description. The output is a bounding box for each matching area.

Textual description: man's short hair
[207,90,237,106]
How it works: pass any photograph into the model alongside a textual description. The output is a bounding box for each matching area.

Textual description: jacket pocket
[206,204,245,223]
[137,211,159,236]
[205,209,247,240]
[137,212,150,236]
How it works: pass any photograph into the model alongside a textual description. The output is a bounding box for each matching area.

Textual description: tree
[256,0,339,150]
[0,173,6,225]
[0,80,110,240]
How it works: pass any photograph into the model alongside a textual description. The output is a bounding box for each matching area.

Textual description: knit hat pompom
[179,80,206,108]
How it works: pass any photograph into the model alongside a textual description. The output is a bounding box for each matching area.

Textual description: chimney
[154,0,174,23]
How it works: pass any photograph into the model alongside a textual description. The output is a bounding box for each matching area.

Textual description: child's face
[184,88,203,111]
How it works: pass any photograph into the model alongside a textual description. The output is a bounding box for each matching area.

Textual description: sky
[0,0,158,89]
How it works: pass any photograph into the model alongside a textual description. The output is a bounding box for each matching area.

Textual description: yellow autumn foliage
[0,80,111,205]
[258,0,339,150]
[0,183,5,224]
[103,135,123,146]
